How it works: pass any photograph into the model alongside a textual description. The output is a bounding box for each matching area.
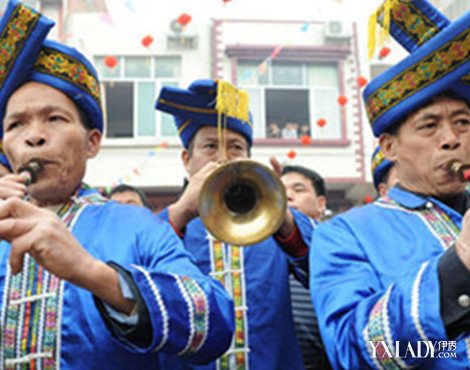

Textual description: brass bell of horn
[198,159,287,246]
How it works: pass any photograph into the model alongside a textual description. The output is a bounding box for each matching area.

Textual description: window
[237,61,342,140]
[94,56,182,140]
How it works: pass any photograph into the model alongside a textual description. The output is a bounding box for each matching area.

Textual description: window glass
[125,57,152,78]
[272,62,303,86]
[265,89,309,139]
[104,82,133,138]
[137,82,156,137]
[155,56,181,78]
[95,57,121,79]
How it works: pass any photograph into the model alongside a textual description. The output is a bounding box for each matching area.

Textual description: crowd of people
[0,0,470,369]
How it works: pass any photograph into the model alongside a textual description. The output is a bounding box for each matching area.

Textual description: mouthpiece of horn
[448,161,470,182]
[19,159,44,186]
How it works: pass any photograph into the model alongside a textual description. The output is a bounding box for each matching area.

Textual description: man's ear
[379,133,398,162]
[182,149,191,174]
[378,182,388,197]
[86,129,102,159]
[317,195,327,217]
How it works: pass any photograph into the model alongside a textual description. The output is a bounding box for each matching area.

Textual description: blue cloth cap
[0,0,54,133]
[155,79,253,148]
[364,3,470,137]
[28,40,103,133]
[371,146,393,190]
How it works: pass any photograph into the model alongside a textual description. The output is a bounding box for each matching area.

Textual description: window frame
[94,55,182,146]
[228,45,350,147]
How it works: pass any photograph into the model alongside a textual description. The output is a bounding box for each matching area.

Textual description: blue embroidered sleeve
[109,219,235,364]
[310,216,448,369]
[279,208,316,286]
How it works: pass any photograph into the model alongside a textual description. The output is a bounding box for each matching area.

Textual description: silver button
[458,294,470,308]
[425,201,433,209]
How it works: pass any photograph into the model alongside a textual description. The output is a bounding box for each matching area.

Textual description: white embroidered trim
[10,292,56,305]
[173,274,196,356]
[131,264,169,351]
[411,262,431,343]
[5,352,53,365]
[362,286,391,370]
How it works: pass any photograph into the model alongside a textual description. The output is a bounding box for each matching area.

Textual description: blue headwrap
[363,0,470,137]
[0,0,103,137]
[371,146,393,190]
[155,79,253,148]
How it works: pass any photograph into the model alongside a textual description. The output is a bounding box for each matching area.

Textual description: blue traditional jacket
[0,189,234,369]
[160,208,314,370]
[311,186,470,369]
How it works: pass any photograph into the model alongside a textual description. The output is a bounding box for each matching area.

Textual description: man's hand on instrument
[0,198,95,280]
[168,161,221,231]
[0,173,31,200]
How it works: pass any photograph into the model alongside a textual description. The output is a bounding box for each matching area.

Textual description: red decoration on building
[287,150,297,159]
[357,76,368,88]
[104,56,118,69]
[378,46,391,59]
[363,194,374,204]
[316,118,327,128]
[337,95,348,106]
[141,35,154,48]
[300,135,312,145]
[177,13,192,27]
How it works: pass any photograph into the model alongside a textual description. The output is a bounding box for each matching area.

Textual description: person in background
[282,122,299,139]
[300,124,311,138]
[310,1,470,368]
[109,184,150,208]
[371,145,398,197]
[156,78,314,370]
[0,2,234,369]
[281,165,331,370]
[268,122,281,138]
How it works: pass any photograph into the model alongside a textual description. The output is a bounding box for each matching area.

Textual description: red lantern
[177,13,192,27]
[300,135,312,145]
[287,150,297,159]
[378,46,391,59]
[141,35,154,48]
[363,194,374,204]
[316,118,327,128]
[104,56,118,69]
[357,76,368,88]
[337,95,348,106]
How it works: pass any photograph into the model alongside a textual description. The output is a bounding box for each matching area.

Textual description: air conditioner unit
[167,35,198,50]
[324,21,351,39]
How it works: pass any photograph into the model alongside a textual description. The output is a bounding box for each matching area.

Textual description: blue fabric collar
[388,186,432,209]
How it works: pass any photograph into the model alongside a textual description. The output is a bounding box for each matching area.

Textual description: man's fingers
[269,156,283,176]
[0,198,41,220]
[0,189,27,200]
[0,218,36,241]
[9,233,34,275]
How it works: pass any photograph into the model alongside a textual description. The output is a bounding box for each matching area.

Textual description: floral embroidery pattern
[366,27,470,126]
[0,4,39,89]
[34,47,101,105]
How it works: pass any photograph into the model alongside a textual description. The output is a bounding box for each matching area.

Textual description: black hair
[108,184,150,208]
[281,165,326,197]
[76,105,93,131]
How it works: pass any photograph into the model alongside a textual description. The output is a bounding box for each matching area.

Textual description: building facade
[1,0,376,212]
